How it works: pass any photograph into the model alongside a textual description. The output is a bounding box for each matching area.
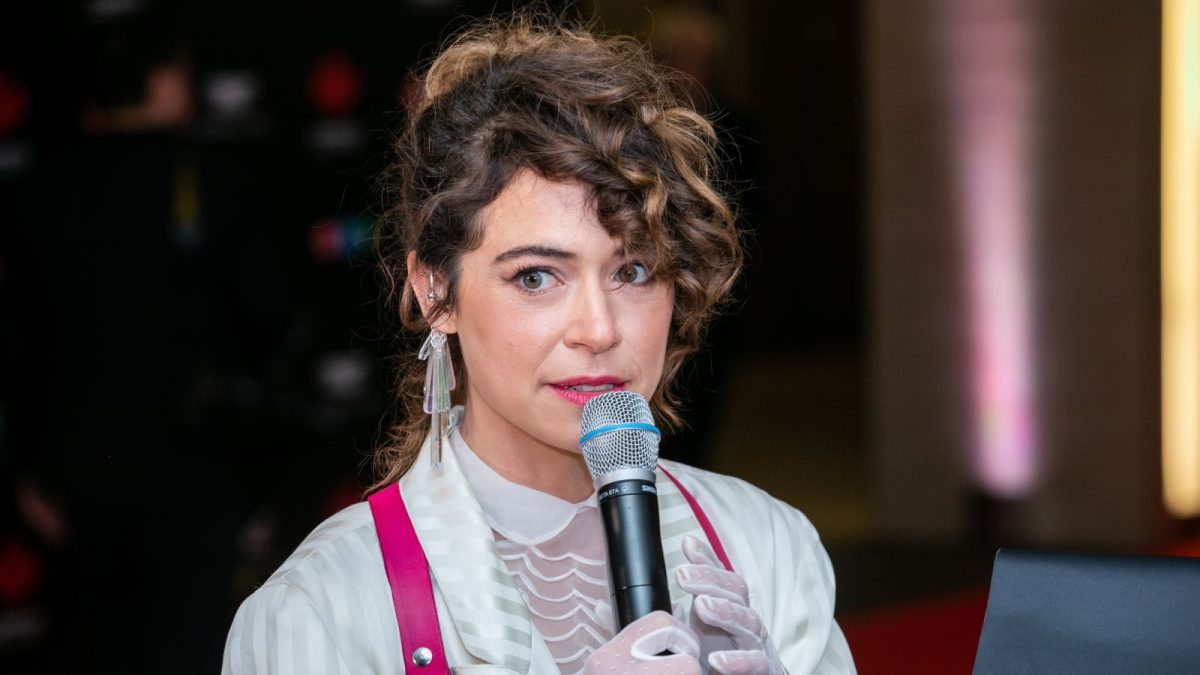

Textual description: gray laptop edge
[972,548,1200,674]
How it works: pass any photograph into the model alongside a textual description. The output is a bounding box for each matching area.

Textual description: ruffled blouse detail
[450,429,614,674]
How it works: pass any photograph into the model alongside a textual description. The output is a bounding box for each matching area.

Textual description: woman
[223,15,855,675]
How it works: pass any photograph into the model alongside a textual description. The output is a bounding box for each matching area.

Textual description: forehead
[474,170,624,255]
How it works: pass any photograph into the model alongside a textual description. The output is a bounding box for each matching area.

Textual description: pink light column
[943,0,1038,498]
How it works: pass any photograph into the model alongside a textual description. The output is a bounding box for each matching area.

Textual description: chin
[552,430,584,455]
[541,423,584,456]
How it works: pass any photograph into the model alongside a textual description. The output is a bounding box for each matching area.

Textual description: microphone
[579,391,671,629]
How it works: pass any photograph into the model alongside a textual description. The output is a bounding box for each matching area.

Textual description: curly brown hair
[372,13,743,489]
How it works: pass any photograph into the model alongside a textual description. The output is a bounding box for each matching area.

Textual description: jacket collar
[653,462,709,604]
[399,434,536,672]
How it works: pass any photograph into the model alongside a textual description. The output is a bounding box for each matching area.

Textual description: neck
[458,407,595,503]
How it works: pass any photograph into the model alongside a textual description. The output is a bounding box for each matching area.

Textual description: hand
[676,536,785,675]
[583,610,702,675]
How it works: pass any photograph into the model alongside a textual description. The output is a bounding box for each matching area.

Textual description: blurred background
[1,0,1197,673]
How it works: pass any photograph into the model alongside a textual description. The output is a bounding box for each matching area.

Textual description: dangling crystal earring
[419,274,455,469]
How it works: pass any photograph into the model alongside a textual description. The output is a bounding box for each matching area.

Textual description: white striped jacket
[222,435,856,674]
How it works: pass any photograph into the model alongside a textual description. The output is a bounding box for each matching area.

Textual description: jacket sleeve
[222,582,353,675]
[762,496,857,675]
[666,463,857,674]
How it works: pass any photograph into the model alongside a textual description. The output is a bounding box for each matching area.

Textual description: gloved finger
[692,595,765,650]
[676,563,749,604]
[583,611,702,675]
[628,611,701,661]
[682,534,725,569]
[708,649,777,675]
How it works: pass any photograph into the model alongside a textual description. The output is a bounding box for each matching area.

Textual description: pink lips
[548,376,627,406]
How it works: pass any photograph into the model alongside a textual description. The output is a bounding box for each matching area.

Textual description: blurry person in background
[78,54,190,135]
[223,13,855,675]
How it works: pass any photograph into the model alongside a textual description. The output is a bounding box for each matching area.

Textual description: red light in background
[0,70,30,138]
[310,218,343,263]
[0,535,44,605]
[307,51,363,118]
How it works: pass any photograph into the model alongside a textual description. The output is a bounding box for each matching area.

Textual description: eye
[615,262,650,285]
[517,268,554,291]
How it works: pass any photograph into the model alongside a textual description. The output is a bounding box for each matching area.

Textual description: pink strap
[660,466,734,572]
[368,484,450,675]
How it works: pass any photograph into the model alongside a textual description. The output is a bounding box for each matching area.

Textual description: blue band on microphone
[578,422,661,447]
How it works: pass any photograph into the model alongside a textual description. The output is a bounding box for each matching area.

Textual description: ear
[406,251,458,334]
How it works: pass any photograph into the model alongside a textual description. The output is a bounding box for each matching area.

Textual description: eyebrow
[493,245,575,264]
[492,244,630,264]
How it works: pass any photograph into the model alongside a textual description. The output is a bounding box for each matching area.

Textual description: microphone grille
[579,391,660,480]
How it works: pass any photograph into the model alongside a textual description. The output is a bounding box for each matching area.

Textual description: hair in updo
[373,13,743,487]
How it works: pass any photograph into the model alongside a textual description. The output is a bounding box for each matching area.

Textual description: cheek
[477,297,560,346]
[454,291,562,380]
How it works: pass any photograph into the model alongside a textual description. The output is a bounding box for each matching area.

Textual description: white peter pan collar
[449,426,598,546]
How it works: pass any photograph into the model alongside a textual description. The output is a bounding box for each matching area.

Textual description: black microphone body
[580,390,673,631]
[596,476,672,628]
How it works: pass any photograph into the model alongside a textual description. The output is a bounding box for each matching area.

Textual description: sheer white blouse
[452,429,613,673]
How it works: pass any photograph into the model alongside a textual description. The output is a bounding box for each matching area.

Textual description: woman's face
[433,169,674,459]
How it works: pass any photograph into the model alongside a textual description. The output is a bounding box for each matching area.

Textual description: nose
[563,279,621,353]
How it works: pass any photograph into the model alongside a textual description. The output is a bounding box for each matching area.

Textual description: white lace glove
[582,609,702,675]
[676,535,785,675]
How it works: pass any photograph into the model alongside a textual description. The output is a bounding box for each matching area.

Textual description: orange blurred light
[1162,0,1200,517]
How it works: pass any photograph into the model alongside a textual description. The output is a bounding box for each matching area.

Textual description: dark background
[1,1,1192,673]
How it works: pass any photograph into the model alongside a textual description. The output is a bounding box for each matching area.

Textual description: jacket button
[412,647,434,667]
